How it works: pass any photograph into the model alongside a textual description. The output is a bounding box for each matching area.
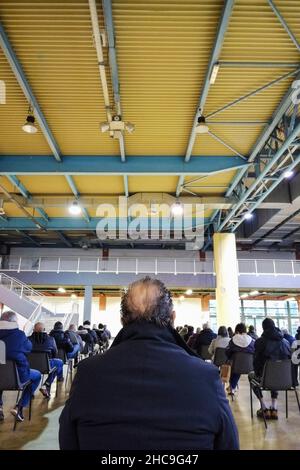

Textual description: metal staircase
[0,273,74,334]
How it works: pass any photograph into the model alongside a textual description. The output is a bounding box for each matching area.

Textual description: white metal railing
[0,272,44,302]
[1,256,300,277]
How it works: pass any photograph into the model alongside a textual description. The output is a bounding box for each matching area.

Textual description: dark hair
[248,325,255,333]
[98,323,104,329]
[218,326,228,337]
[54,321,63,329]
[227,327,233,338]
[121,276,173,327]
[235,322,247,334]
[262,318,275,331]
[83,320,90,326]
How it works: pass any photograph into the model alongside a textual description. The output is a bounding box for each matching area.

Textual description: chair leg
[28,396,32,421]
[16,390,20,406]
[294,388,300,413]
[285,390,288,419]
[258,396,268,429]
[13,414,18,432]
[250,384,253,419]
[55,376,58,397]
[70,361,73,383]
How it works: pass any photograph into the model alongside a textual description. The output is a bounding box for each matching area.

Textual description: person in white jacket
[208,326,230,360]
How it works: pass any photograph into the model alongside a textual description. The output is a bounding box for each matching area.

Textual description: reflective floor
[0,372,299,450]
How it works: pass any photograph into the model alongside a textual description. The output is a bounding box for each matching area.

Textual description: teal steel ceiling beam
[0,22,61,162]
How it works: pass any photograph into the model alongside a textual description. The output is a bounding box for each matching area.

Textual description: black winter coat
[254,326,291,377]
[59,321,239,450]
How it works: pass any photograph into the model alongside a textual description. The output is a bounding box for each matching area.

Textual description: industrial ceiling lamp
[22,106,38,134]
[196,115,209,134]
[171,201,184,216]
[69,200,82,216]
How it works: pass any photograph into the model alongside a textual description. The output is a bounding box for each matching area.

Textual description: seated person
[68,324,85,354]
[96,323,110,349]
[0,311,41,422]
[50,321,79,361]
[249,318,291,420]
[186,327,201,350]
[29,322,64,398]
[82,320,99,353]
[247,325,258,341]
[226,322,255,395]
[208,325,230,359]
[59,277,239,450]
[291,327,300,387]
[194,322,217,355]
[282,328,295,347]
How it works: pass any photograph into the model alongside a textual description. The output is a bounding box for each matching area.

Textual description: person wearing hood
[28,322,64,398]
[59,277,239,450]
[0,311,41,423]
[226,322,255,395]
[249,318,291,420]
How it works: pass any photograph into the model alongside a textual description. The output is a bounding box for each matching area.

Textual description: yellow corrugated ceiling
[0,0,300,225]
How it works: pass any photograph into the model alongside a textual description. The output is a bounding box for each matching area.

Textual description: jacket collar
[0,320,18,330]
[111,320,199,359]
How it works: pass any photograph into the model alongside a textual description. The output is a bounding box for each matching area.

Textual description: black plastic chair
[28,351,58,397]
[57,348,73,388]
[249,359,300,429]
[213,348,228,368]
[199,345,212,361]
[0,360,32,431]
[229,352,254,401]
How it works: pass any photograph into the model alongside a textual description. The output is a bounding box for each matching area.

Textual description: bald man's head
[121,277,174,327]
[34,322,45,333]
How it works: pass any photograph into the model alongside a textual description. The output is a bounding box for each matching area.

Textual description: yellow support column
[213,233,240,329]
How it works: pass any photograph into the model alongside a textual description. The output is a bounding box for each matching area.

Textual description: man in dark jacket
[0,311,41,422]
[59,277,239,450]
[249,318,291,420]
[49,321,79,360]
[194,322,217,355]
[29,322,64,398]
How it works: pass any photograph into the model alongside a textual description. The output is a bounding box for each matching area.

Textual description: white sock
[260,399,267,410]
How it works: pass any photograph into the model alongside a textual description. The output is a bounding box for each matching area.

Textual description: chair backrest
[57,348,67,363]
[200,344,212,360]
[262,359,293,390]
[213,347,228,367]
[0,360,22,390]
[28,351,50,374]
[231,352,253,374]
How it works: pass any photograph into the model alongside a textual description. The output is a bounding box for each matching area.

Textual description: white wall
[37,295,209,337]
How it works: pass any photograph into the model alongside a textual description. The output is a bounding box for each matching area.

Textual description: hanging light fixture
[69,200,82,216]
[22,106,38,134]
[171,201,184,216]
[196,115,209,134]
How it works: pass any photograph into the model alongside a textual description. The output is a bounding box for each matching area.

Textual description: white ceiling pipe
[88,0,112,122]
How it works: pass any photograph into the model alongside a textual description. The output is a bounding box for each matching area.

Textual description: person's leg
[270,391,279,419]
[40,359,64,397]
[229,373,240,391]
[67,344,80,360]
[19,369,41,408]
[0,391,4,420]
[11,369,41,421]
[248,372,270,418]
